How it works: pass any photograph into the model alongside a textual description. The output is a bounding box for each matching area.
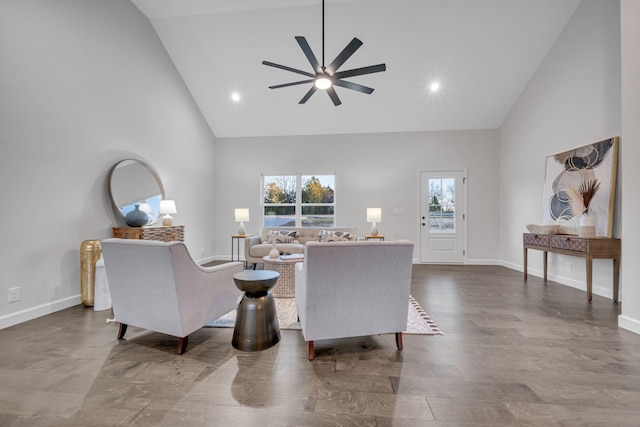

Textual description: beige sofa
[244,226,358,269]
[295,240,415,360]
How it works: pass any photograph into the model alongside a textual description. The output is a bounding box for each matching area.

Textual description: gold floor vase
[80,240,102,307]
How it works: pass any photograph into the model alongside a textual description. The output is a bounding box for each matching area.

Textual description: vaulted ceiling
[131,0,581,138]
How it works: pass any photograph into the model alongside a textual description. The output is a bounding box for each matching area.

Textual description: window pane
[263,206,296,227]
[301,206,334,227]
[428,178,455,233]
[301,175,334,203]
[263,175,297,204]
[442,178,455,212]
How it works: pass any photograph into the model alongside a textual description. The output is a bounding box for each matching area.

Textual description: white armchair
[101,238,243,354]
[295,240,414,360]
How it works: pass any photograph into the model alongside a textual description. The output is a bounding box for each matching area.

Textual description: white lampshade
[367,208,381,236]
[159,200,177,226]
[367,208,382,223]
[235,208,249,235]
[234,208,250,222]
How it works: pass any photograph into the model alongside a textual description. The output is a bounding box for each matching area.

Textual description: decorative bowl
[525,224,561,235]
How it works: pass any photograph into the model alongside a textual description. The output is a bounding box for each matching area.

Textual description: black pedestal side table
[232,270,281,351]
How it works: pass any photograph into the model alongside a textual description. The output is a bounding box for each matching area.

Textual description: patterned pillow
[319,230,353,242]
[268,230,298,243]
[332,231,353,240]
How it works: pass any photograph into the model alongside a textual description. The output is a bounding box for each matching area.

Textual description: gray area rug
[206,295,443,335]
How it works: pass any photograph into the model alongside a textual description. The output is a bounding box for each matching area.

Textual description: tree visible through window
[263,174,335,227]
[428,178,455,232]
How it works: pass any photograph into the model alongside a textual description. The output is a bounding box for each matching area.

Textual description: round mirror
[108,159,165,225]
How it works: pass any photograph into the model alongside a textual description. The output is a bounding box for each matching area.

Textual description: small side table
[231,234,252,268]
[232,270,281,352]
[262,254,304,297]
[365,235,385,241]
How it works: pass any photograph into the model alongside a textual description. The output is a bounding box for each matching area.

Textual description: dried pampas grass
[566,178,600,218]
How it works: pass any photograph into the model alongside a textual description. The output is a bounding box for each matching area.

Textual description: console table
[112,225,185,242]
[523,233,620,302]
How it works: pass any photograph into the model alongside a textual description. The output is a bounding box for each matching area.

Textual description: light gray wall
[619,0,640,334]
[499,1,622,298]
[214,130,500,264]
[0,0,217,328]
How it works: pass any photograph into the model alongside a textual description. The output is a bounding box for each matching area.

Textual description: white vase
[578,210,596,238]
[269,237,280,259]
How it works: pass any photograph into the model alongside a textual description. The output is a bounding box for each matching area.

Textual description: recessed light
[429,82,440,92]
[231,92,241,102]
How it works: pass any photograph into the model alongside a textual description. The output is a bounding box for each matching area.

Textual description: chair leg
[395,332,403,350]
[252,263,257,270]
[307,341,314,361]
[117,323,128,339]
[177,336,189,355]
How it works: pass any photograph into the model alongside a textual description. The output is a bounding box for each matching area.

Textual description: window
[262,174,335,227]
[428,178,455,232]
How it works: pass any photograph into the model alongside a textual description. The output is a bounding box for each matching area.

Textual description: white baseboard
[619,315,640,335]
[500,260,521,271]
[499,260,614,300]
[0,295,81,330]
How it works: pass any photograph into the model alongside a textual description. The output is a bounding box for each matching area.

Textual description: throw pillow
[319,230,354,242]
[332,231,353,240]
[268,230,298,243]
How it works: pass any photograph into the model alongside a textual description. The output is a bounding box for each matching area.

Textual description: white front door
[420,171,466,263]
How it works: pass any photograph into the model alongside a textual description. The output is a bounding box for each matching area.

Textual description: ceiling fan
[262,0,386,106]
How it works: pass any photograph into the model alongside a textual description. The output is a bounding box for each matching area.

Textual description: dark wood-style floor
[2,265,640,426]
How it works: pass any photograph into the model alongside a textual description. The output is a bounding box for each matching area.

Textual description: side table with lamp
[232,208,251,267]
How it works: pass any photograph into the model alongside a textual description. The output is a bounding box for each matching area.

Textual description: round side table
[262,255,304,297]
[231,270,281,351]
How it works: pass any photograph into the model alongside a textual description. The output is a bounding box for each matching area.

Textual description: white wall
[214,130,500,264]
[619,0,640,334]
[0,0,217,328]
[499,0,622,298]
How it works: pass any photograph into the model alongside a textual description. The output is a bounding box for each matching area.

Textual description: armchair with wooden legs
[101,239,243,354]
[294,240,414,360]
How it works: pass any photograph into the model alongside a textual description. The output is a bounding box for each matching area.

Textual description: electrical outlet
[565,262,572,272]
[393,208,405,215]
[8,287,20,303]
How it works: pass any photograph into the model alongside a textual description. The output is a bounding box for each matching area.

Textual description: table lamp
[367,208,382,236]
[159,200,177,226]
[235,208,250,235]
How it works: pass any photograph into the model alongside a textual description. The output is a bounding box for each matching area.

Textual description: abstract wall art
[542,137,618,237]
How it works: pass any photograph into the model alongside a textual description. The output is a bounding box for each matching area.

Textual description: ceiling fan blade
[333,79,374,94]
[326,86,342,106]
[325,37,363,74]
[262,60,315,78]
[295,36,322,74]
[269,79,315,89]
[333,63,386,79]
[299,86,318,104]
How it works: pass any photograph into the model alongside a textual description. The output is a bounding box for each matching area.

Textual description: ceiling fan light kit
[262,0,386,106]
